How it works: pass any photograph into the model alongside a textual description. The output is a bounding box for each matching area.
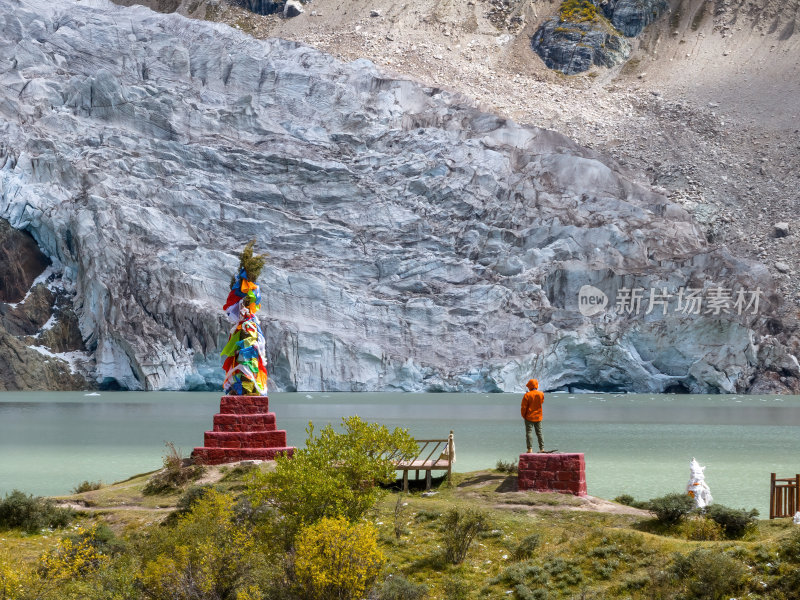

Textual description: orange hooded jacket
[521,379,544,422]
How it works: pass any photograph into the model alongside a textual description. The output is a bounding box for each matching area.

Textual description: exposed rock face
[0,218,50,303]
[0,282,92,391]
[531,17,631,75]
[1,284,53,336]
[0,325,88,391]
[0,218,90,389]
[531,0,668,74]
[1,0,797,393]
[236,0,286,15]
[599,0,669,37]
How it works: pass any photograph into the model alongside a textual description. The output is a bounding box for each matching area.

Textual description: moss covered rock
[531,16,630,75]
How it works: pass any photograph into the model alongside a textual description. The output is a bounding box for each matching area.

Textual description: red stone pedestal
[517,452,587,496]
[192,395,295,465]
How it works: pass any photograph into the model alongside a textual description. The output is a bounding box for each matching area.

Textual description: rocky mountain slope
[163,0,799,290]
[1,0,798,393]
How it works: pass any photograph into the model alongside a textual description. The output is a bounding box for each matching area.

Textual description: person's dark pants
[525,419,544,452]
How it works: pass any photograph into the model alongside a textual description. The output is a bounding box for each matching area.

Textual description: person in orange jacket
[521,378,545,453]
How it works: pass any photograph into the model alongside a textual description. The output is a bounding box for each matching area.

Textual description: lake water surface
[1,391,799,516]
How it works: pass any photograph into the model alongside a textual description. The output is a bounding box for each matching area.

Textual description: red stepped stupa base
[192,395,295,465]
[517,452,587,496]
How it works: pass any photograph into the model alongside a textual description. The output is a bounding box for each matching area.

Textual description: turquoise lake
[1,391,799,516]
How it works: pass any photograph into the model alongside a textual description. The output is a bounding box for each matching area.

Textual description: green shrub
[772,562,800,599]
[512,533,542,561]
[648,493,696,525]
[63,522,126,557]
[513,584,548,600]
[591,557,619,579]
[441,574,471,600]
[143,442,205,495]
[478,528,503,539]
[587,541,623,559]
[672,548,747,600]
[219,462,258,482]
[414,509,441,523]
[496,459,518,474]
[232,494,276,529]
[678,516,724,541]
[613,494,648,509]
[163,484,222,525]
[246,417,417,547]
[175,485,218,514]
[490,562,549,587]
[587,540,623,579]
[621,573,650,590]
[0,490,75,533]
[780,528,800,563]
[374,574,428,600]
[543,556,583,588]
[72,480,102,494]
[441,508,489,564]
[704,504,758,539]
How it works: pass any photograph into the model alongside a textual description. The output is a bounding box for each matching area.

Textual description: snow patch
[5,265,56,308]
[27,345,93,376]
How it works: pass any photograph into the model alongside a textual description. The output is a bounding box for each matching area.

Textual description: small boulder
[283,0,304,18]
[773,222,790,238]
[370,9,381,17]
[774,262,791,274]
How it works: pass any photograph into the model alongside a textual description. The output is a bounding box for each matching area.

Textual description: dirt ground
[118,0,800,315]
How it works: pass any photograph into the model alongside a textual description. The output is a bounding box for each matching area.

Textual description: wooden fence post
[447,431,454,486]
[770,473,776,520]
[796,474,800,515]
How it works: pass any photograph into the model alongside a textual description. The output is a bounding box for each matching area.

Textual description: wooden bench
[390,431,454,492]
[769,473,800,519]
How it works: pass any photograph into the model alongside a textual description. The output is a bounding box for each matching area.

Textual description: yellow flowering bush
[246,416,417,546]
[1,550,34,600]
[294,517,384,600]
[140,489,266,600]
[38,524,110,580]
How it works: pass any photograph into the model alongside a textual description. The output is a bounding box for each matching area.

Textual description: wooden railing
[388,431,454,491]
[769,473,800,519]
